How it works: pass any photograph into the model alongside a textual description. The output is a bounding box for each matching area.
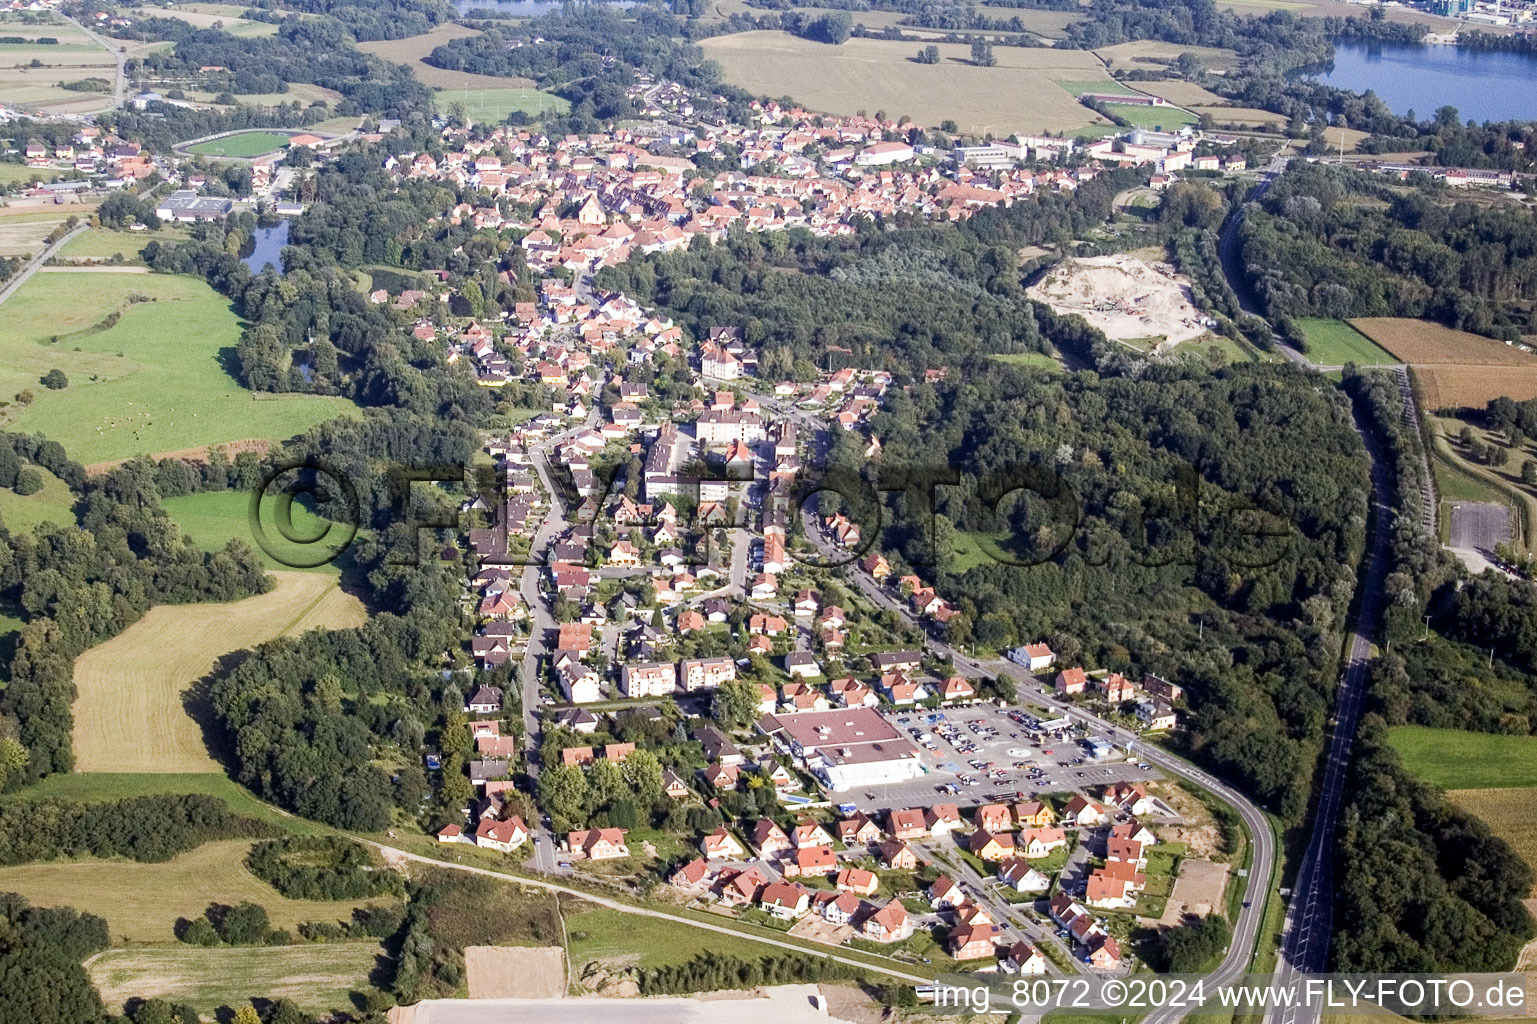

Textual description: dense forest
[1240,161,1537,340]
[0,794,274,865]
[598,166,1143,375]
[0,894,110,1024]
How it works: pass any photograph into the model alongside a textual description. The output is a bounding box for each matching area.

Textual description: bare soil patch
[787,914,854,945]
[1027,253,1210,349]
[464,945,567,998]
[1167,858,1228,919]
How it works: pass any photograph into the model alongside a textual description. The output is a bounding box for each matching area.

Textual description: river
[1306,41,1537,122]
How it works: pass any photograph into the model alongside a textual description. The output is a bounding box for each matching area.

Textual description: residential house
[752,818,793,857]
[948,921,997,961]
[880,839,917,870]
[670,857,711,890]
[925,804,965,836]
[974,803,1012,833]
[998,859,1052,893]
[759,881,811,920]
[1061,795,1109,827]
[929,874,962,909]
[860,900,912,942]
[1014,800,1055,828]
[969,829,1016,862]
[888,808,928,841]
[786,844,836,877]
[792,820,835,849]
[701,826,746,860]
[1055,667,1087,696]
[835,867,879,897]
[567,827,630,861]
[475,816,529,852]
[819,891,862,926]
[837,814,883,847]
[1002,940,1048,975]
[1022,827,1068,858]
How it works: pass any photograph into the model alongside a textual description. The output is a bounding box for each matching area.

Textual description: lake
[242,219,289,275]
[1306,42,1537,122]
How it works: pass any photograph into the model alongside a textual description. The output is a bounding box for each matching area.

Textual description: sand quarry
[1028,253,1211,350]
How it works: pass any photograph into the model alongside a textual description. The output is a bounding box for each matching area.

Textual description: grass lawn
[89,941,387,1015]
[54,224,190,262]
[162,489,359,574]
[1386,727,1537,789]
[0,163,68,185]
[1296,318,1397,366]
[6,771,327,834]
[1100,102,1199,130]
[0,272,357,465]
[989,351,1062,370]
[566,906,793,971]
[0,465,75,532]
[436,86,569,123]
[71,571,367,773]
[0,839,397,945]
[1054,79,1139,97]
[184,131,292,158]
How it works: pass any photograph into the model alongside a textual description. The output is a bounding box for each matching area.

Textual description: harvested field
[464,946,567,998]
[0,210,73,256]
[1350,318,1537,407]
[1093,40,1239,74]
[1448,788,1537,895]
[0,840,395,944]
[359,24,537,89]
[1351,318,1537,366]
[699,32,1109,135]
[1026,253,1209,349]
[1132,80,1226,107]
[88,942,385,1014]
[72,571,367,773]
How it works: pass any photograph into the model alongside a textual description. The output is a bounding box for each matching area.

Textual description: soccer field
[0,272,357,465]
[183,131,292,157]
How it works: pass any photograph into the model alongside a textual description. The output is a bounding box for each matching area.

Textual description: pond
[242,219,289,275]
[1305,41,1537,123]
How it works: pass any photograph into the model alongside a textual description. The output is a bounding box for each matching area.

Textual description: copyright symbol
[1102,980,1128,1007]
[247,458,360,569]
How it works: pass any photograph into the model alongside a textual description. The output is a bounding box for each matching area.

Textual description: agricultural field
[139,5,278,37]
[436,85,569,123]
[0,210,80,258]
[698,32,1112,135]
[162,488,362,573]
[0,18,117,114]
[566,905,795,971]
[0,163,69,185]
[1351,317,1537,408]
[0,840,395,945]
[1131,79,1227,107]
[53,224,190,263]
[0,271,357,465]
[88,942,387,1014]
[1446,788,1537,894]
[1093,40,1240,74]
[0,464,75,533]
[71,571,367,773]
[184,131,293,158]
[1296,318,1397,366]
[1386,727,1537,790]
[359,23,537,89]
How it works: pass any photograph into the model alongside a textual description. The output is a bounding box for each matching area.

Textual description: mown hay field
[71,571,367,773]
[0,840,395,944]
[699,32,1110,135]
[359,23,537,89]
[1092,40,1240,73]
[1447,788,1537,895]
[89,942,386,1014]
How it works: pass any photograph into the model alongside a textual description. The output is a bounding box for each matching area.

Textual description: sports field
[163,489,360,574]
[1100,102,1198,130]
[1386,727,1537,790]
[0,272,357,464]
[0,840,393,945]
[71,571,367,773]
[436,86,569,123]
[1296,318,1397,366]
[698,32,1112,135]
[89,941,386,1013]
[0,464,74,533]
[183,131,292,157]
[1447,788,1537,894]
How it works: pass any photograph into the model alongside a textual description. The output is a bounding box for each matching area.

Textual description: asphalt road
[64,15,126,110]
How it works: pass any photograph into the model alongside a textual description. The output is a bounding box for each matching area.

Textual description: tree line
[0,794,274,866]
[245,837,406,900]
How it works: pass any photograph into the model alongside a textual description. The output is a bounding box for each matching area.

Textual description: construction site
[1026,253,1214,351]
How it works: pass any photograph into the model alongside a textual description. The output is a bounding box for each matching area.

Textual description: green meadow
[0,272,356,464]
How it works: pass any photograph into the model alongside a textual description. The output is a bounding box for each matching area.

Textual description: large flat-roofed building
[757,707,922,790]
[154,190,234,223]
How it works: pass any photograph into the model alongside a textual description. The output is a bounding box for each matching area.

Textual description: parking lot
[830,704,1162,813]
